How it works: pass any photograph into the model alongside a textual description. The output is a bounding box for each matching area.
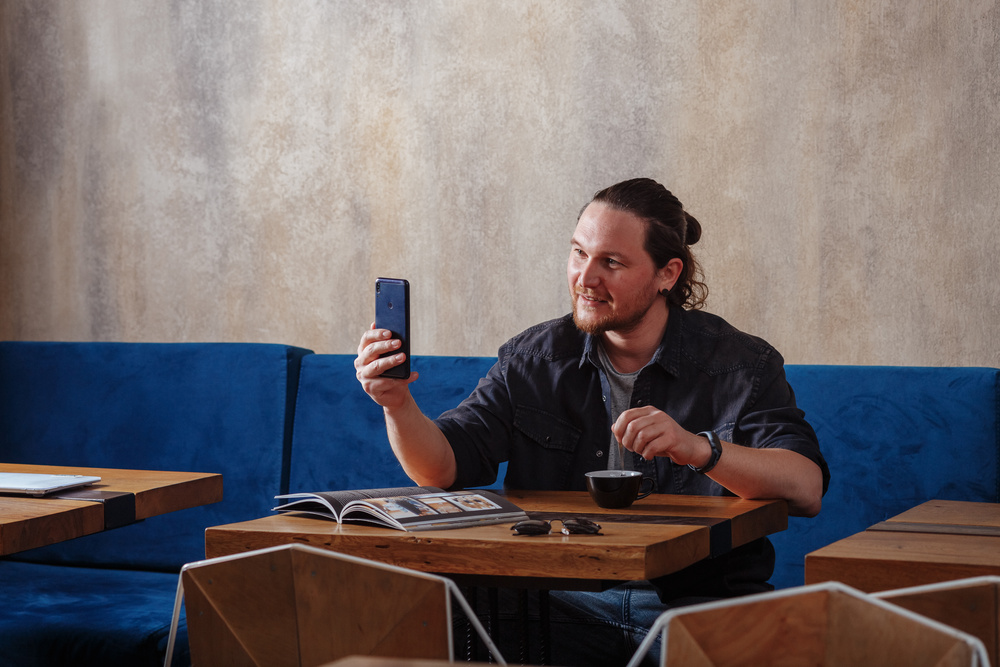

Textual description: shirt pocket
[510,405,583,489]
[513,404,581,453]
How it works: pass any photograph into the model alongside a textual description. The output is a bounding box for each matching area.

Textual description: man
[356,177,829,666]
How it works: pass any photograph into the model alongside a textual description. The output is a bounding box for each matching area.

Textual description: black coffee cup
[585,470,655,509]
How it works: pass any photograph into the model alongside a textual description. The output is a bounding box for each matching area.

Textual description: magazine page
[274,486,443,520]
[343,490,528,531]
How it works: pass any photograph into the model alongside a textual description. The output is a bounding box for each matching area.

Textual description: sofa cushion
[0,341,310,571]
[287,354,500,493]
[0,560,187,667]
[770,365,1000,589]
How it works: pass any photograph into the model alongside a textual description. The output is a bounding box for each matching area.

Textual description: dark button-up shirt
[434,306,829,599]
[437,307,828,495]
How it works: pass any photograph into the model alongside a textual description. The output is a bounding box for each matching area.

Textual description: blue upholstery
[0,342,309,667]
[287,354,502,493]
[771,365,1000,589]
[3,341,997,666]
[0,561,187,667]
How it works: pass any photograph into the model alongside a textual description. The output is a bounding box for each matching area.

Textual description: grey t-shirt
[596,342,640,471]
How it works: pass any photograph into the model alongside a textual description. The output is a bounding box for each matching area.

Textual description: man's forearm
[707,442,823,517]
[383,397,458,488]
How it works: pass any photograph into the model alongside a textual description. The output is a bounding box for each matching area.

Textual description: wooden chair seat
[875,576,1000,667]
[626,582,988,667]
[165,544,504,667]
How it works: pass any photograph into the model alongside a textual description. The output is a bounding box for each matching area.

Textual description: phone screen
[374,277,410,378]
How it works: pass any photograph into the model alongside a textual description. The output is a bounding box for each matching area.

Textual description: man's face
[567,202,669,335]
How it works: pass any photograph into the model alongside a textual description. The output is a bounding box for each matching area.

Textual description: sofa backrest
[287,354,500,493]
[771,365,1000,589]
[0,341,310,571]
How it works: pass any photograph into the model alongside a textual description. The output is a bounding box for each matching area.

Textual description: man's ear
[658,258,684,294]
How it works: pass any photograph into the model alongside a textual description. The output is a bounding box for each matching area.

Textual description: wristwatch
[688,430,722,474]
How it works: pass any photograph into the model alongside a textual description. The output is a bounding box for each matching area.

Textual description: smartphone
[374,277,410,379]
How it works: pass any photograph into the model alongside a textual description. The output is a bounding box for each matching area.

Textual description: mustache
[574,289,608,301]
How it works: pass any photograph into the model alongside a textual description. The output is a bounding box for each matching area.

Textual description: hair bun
[684,212,702,245]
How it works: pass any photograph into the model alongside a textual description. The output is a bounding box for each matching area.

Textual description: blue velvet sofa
[2,341,998,666]
[0,342,310,667]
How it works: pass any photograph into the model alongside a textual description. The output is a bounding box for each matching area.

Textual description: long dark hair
[586,178,708,309]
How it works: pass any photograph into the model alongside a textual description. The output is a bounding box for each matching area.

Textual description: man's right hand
[355,323,457,489]
[355,323,419,409]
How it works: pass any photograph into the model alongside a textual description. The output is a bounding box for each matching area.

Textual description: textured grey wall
[2,1,998,365]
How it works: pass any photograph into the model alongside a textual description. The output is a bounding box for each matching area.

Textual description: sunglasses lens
[512,520,551,536]
[562,518,602,535]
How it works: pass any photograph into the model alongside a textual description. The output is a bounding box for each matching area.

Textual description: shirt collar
[578,305,683,377]
[580,334,600,370]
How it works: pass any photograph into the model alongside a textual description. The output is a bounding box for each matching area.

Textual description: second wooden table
[805,499,1000,592]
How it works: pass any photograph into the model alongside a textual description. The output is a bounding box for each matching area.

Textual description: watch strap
[688,430,722,474]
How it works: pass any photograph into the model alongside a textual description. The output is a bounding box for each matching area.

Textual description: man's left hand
[612,406,711,467]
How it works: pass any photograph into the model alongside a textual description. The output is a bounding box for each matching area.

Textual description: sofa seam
[280,347,313,497]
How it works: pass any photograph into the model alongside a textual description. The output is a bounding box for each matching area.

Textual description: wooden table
[805,499,1000,592]
[206,490,784,665]
[1,462,223,556]
[206,490,787,590]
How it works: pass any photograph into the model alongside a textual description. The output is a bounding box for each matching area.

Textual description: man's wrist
[688,431,722,474]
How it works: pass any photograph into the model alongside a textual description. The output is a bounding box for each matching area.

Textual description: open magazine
[273,486,528,532]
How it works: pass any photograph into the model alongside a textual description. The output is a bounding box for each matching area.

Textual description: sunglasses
[511,517,603,536]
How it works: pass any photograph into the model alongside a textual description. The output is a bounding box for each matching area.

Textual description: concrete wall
[2,1,998,365]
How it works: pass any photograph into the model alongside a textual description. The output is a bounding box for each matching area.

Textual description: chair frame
[163,543,506,666]
[626,581,990,667]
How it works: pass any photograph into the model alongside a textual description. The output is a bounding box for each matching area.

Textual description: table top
[1,462,223,556]
[205,490,787,590]
[869,498,1000,536]
[805,499,1000,592]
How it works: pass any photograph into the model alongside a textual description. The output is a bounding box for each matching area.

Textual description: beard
[571,280,663,335]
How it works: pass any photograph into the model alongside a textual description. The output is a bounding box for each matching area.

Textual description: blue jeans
[455,582,718,666]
